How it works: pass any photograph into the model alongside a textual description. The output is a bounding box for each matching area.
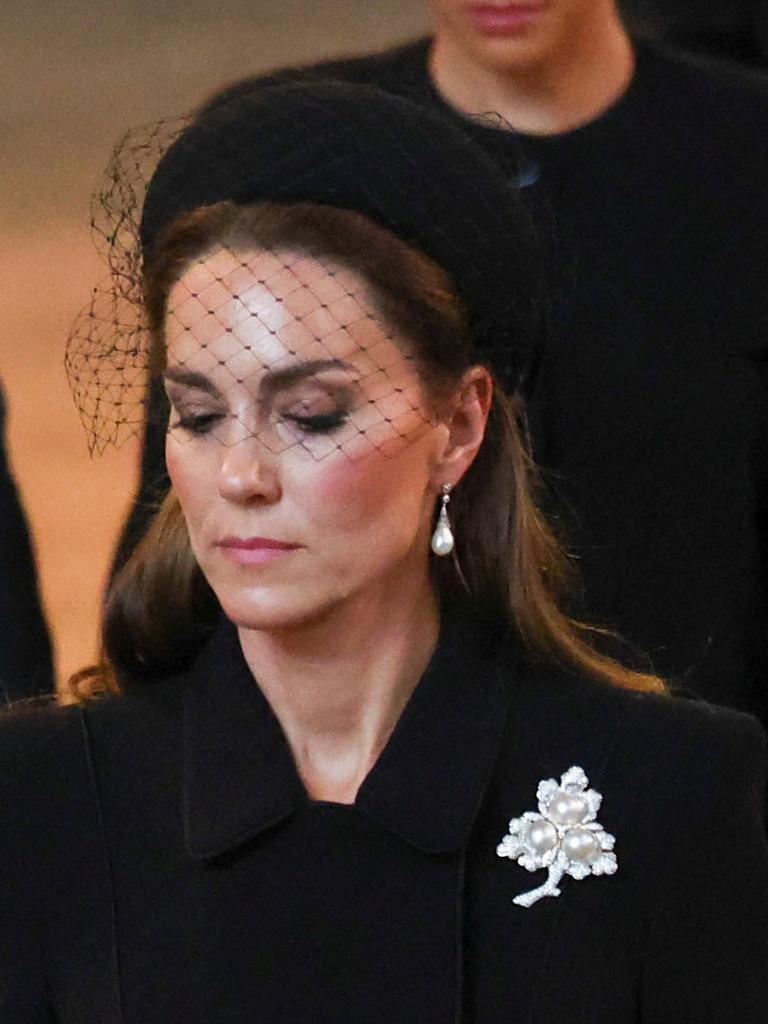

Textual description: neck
[430,8,635,135]
[237,573,440,804]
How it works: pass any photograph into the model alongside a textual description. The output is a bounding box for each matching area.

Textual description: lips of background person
[464,2,546,36]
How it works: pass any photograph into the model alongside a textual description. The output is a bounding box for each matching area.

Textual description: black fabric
[0,382,54,702]
[621,0,768,65]
[122,37,768,722]
[1,618,766,1022]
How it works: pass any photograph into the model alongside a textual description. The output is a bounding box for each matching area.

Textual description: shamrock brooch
[496,766,617,908]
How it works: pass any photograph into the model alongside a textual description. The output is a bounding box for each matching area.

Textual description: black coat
[1,620,766,1023]
[622,0,768,66]
[0,383,53,702]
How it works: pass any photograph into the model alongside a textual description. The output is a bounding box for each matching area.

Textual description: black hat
[140,79,541,391]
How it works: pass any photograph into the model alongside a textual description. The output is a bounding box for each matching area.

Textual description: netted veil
[65,78,543,459]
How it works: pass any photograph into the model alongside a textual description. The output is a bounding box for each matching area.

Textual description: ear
[430,365,493,490]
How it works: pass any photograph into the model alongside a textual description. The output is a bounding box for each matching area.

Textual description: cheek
[303,444,433,538]
[312,460,379,518]
[165,440,216,523]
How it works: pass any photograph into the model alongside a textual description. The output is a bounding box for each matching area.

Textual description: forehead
[165,246,408,380]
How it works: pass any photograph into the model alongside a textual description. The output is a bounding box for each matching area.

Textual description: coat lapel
[181,623,307,860]
[181,616,512,860]
[356,617,511,853]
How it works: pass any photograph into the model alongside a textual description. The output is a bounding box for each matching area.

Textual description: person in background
[0,380,54,702]
[121,0,768,727]
[622,0,768,67]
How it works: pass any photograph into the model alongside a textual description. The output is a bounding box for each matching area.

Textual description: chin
[466,28,557,72]
[214,587,339,635]
[479,42,548,72]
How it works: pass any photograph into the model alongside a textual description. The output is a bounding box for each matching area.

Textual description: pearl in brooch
[528,819,558,855]
[561,827,601,863]
[497,766,618,908]
[547,791,588,826]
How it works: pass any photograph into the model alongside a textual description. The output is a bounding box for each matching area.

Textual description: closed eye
[282,410,349,434]
[170,411,227,436]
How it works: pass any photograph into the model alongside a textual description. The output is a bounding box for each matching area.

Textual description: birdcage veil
[65,78,543,460]
[65,114,189,455]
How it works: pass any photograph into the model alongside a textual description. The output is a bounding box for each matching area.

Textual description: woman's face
[164,245,459,632]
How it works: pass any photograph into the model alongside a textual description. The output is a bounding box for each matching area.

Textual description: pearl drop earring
[430,483,454,557]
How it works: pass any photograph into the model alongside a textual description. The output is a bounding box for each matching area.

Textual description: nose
[217,436,281,505]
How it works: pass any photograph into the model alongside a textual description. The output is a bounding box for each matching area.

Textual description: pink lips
[216,536,302,566]
[465,2,545,35]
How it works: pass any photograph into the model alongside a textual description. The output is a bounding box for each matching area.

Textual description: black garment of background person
[1,616,766,1023]
[621,0,768,66]
[121,39,768,726]
[0,382,54,703]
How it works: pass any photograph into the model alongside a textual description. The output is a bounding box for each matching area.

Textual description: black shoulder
[197,37,431,118]
[0,700,84,778]
[0,682,184,843]
[618,685,765,801]
[599,669,764,782]
[507,658,766,818]
[642,39,768,99]
[0,682,178,787]
[639,40,768,146]
[299,37,431,91]
[0,702,95,880]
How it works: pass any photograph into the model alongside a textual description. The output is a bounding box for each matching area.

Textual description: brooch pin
[496,766,617,908]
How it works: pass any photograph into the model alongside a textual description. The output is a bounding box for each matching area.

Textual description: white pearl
[527,818,558,854]
[547,790,587,826]
[430,522,454,556]
[561,828,601,863]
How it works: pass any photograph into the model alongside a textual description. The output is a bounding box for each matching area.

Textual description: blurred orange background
[1,0,429,686]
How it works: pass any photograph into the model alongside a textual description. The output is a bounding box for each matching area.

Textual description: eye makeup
[163,358,362,441]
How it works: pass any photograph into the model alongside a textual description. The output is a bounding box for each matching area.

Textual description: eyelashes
[283,410,348,435]
[169,407,350,439]
[171,412,224,436]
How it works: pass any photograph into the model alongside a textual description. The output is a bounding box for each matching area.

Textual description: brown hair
[71,201,663,698]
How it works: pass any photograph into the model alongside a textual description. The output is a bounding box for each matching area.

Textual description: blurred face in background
[428,0,620,72]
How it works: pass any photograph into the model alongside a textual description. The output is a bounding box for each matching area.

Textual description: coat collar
[182,616,511,859]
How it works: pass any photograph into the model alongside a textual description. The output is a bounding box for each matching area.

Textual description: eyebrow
[163,367,223,398]
[163,359,356,399]
[260,358,357,394]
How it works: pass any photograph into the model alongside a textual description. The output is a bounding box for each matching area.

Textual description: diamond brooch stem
[430,483,455,557]
[512,857,566,908]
